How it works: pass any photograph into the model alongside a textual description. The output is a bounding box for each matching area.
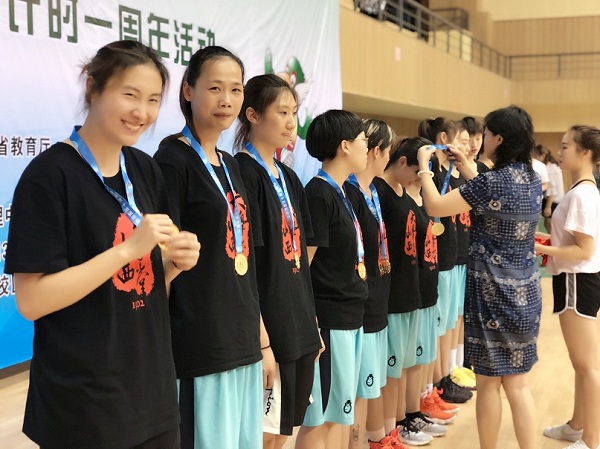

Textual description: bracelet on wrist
[417,170,434,177]
[261,344,271,350]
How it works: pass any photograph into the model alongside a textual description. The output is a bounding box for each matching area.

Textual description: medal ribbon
[182,126,244,256]
[347,174,389,262]
[69,126,142,226]
[433,159,455,225]
[440,160,455,196]
[245,143,298,256]
[317,169,365,266]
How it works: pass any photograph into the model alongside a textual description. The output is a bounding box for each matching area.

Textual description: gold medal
[158,224,180,251]
[357,262,367,280]
[379,260,391,276]
[294,252,301,270]
[234,253,248,276]
[431,221,445,236]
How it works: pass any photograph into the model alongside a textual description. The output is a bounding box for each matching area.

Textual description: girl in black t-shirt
[345,119,394,449]
[418,118,473,404]
[233,74,322,449]
[376,138,441,445]
[295,110,369,449]
[154,47,271,449]
[5,41,201,449]
[401,138,458,436]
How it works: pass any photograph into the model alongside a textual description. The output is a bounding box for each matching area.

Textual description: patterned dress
[458,163,542,376]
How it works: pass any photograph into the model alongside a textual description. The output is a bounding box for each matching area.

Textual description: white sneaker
[399,421,433,446]
[409,414,447,438]
[563,440,591,449]
[544,422,584,443]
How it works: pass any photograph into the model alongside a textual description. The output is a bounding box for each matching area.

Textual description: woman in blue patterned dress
[415,105,542,449]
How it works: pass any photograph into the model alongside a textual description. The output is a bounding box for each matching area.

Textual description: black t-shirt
[433,167,458,271]
[476,160,492,174]
[305,177,368,329]
[450,175,470,265]
[346,182,391,333]
[154,137,261,378]
[235,153,321,363]
[408,195,439,309]
[372,177,421,313]
[5,143,179,449]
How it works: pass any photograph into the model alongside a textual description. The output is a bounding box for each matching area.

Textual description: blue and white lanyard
[317,169,365,265]
[432,159,455,227]
[245,142,298,255]
[440,160,455,196]
[182,126,244,255]
[69,126,142,226]
[347,174,389,261]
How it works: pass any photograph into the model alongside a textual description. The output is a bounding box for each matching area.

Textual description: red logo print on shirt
[225,190,251,260]
[459,211,471,229]
[281,208,301,267]
[112,213,155,297]
[405,210,417,258]
[424,220,438,265]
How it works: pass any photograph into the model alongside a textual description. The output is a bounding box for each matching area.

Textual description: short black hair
[306,110,364,162]
[460,116,483,136]
[484,105,534,171]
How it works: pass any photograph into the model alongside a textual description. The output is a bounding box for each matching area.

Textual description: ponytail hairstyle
[82,40,169,109]
[179,46,245,143]
[363,118,396,152]
[418,117,459,144]
[234,74,298,150]
[569,125,600,166]
[386,136,432,170]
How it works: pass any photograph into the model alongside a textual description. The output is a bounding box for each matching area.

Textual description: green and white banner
[0,0,341,370]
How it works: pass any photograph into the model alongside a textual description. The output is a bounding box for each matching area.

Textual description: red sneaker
[432,387,460,414]
[386,427,411,448]
[420,392,456,424]
[369,434,408,449]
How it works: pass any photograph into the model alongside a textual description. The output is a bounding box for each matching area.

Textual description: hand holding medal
[417,144,454,236]
[182,126,249,277]
[161,227,202,271]
[158,224,181,251]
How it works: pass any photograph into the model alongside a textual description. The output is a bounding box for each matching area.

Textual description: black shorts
[263,350,319,435]
[553,272,600,318]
